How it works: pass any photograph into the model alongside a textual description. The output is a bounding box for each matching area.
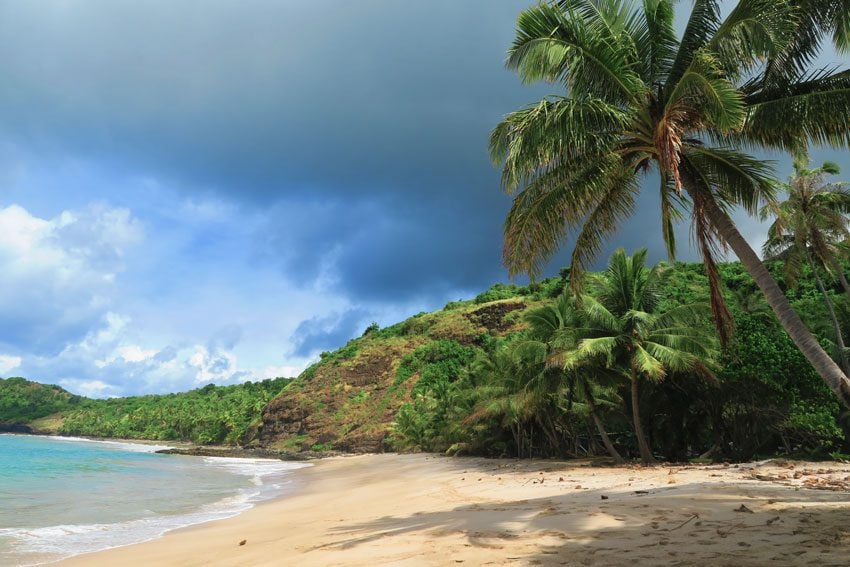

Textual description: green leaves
[633,0,678,84]
[762,157,850,289]
[666,0,722,87]
[684,147,777,215]
[495,0,850,288]
[668,51,747,132]
[509,1,646,102]
[489,96,628,193]
[709,0,797,76]
[501,154,628,278]
[568,249,719,384]
[743,68,850,149]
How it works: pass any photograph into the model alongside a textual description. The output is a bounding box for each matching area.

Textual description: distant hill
[0,377,82,426]
[0,377,290,445]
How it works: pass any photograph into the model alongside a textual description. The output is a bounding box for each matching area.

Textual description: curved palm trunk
[683,178,850,408]
[585,390,625,464]
[809,252,850,374]
[629,368,656,464]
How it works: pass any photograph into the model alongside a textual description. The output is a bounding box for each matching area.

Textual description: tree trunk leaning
[585,388,626,464]
[809,252,850,374]
[682,177,850,409]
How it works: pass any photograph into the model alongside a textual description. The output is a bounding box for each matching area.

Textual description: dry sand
[59,453,850,566]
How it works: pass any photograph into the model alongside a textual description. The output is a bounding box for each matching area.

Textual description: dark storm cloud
[2,0,832,311]
[258,193,507,301]
[0,0,533,198]
[0,0,545,303]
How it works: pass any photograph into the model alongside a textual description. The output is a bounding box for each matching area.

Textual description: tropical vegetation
[763,160,850,371]
[4,254,850,461]
[490,0,850,407]
[0,377,289,445]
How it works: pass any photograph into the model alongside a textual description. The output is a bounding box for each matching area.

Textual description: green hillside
[0,377,289,445]
[0,377,83,424]
[256,260,849,461]
[3,259,850,461]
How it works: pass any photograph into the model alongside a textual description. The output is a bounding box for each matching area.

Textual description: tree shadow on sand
[310,461,850,566]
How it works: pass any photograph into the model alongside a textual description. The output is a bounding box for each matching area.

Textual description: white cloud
[255,364,305,380]
[117,345,157,363]
[188,345,239,384]
[0,204,144,353]
[0,198,348,396]
[0,354,22,373]
[59,379,117,398]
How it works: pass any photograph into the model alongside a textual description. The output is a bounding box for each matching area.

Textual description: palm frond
[743,68,850,149]
[633,344,666,380]
[569,165,640,292]
[684,146,778,215]
[632,0,678,84]
[489,96,628,193]
[708,0,796,76]
[666,0,721,88]
[508,2,646,103]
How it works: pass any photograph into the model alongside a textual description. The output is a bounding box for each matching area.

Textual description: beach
[59,453,850,566]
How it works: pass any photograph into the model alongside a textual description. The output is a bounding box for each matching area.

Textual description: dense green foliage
[491,0,850,415]
[1,378,290,445]
[5,258,850,460]
[0,378,82,422]
[391,259,850,461]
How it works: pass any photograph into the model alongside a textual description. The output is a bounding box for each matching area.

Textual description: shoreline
[56,453,850,566]
[0,434,311,567]
[1,431,332,462]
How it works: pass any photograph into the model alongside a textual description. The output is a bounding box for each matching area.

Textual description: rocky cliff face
[255,299,532,453]
[256,341,415,453]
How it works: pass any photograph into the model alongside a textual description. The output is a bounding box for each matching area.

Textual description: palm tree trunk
[585,390,625,464]
[630,368,656,464]
[536,414,560,455]
[809,251,850,374]
[681,176,850,408]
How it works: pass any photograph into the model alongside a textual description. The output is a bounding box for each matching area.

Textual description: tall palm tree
[572,249,717,464]
[763,160,850,372]
[490,0,850,407]
[522,294,626,463]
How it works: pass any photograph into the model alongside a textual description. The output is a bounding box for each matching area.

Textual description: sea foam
[0,436,310,566]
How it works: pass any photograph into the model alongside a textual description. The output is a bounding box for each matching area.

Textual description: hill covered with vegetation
[0,377,289,445]
[256,258,850,461]
[4,258,850,461]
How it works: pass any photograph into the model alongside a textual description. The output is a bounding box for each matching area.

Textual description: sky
[0,1,848,397]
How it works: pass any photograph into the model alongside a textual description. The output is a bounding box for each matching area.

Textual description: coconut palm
[522,294,626,463]
[570,249,716,463]
[763,160,850,371]
[490,0,850,407]
[465,347,557,457]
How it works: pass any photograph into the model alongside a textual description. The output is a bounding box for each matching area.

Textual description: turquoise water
[0,434,308,566]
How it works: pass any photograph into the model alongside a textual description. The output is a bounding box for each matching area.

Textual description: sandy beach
[59,453,850,566]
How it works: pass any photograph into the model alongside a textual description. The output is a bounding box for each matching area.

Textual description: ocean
[0,434,309,566]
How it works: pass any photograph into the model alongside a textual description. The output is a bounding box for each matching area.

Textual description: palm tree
[572,249,717,464]
[465,347,552,457]
[522,294,626,463]
[763,159,850,372]
[490,0,850,407]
